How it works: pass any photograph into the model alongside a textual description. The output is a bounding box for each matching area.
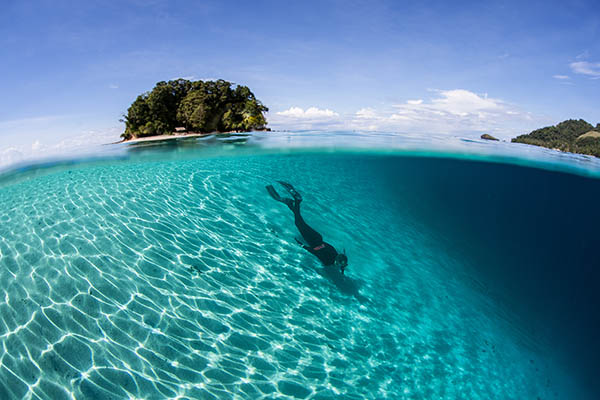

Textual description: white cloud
[109,83,119,89]
[355,108,378,119]
[270,107,341,130]
[0,128,122,171]
[31,140,42,151]
[428,89,501,116]
[570,61,600,78]
[277,107,339,118]
[553,75,570,80]
[266,90,544,139]
[0,147,25,167]
[348,89,543,139]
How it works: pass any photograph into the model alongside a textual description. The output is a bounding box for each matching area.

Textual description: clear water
[0,132,598,399]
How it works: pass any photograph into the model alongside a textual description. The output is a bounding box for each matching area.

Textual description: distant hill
[512,119,600,158]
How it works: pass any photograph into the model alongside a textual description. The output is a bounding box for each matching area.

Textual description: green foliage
[574,137,600,158]
[121,79,268,139]
[511,119,600,158]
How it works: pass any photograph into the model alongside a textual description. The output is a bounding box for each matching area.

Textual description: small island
[512,119,600,158]
[121,79,268,141]
[481,134,499,141]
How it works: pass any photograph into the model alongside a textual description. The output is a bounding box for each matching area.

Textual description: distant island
[121,79,268,141]
[512,119,600,158]
[481,134,499,141]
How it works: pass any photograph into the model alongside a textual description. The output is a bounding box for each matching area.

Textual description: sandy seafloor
[0,131,599,399]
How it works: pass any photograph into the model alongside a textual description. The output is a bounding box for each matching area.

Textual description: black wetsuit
[291,201,338,266]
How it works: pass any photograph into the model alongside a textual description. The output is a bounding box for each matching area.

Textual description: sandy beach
[119,132,213,145]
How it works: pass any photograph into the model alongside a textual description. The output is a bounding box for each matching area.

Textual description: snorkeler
[266,181,348,274]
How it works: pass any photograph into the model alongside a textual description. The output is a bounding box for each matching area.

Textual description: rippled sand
[0,154,560,399]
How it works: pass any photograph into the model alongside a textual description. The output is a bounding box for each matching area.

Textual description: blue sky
[1,0,599,163]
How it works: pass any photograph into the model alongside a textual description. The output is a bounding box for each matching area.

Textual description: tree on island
[121,79,268,140]
[512,119,600,158]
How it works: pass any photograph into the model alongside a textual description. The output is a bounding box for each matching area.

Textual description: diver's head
[334,251,348,274]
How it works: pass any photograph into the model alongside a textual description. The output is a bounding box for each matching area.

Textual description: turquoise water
[0,132,599,399]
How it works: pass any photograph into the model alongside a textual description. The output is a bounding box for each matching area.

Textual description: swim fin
[277,181,303,202]
[266,185,282,202]
[266,185,295,208]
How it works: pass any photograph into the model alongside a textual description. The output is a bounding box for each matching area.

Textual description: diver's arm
[295,237,316,253]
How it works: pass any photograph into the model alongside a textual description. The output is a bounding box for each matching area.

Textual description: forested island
[121,79,268,140]
[512,119,600,158]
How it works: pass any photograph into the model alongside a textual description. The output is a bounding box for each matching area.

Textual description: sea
[0,131,599,399]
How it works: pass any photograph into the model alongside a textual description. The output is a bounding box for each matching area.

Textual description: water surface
[0,132,598,399]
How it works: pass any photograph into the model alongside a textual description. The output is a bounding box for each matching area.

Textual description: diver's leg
[266,185,294,208]
[292,203,323,247]
[277,181,303,202]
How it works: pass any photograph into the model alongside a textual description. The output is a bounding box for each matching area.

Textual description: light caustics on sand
[0,132,598,399]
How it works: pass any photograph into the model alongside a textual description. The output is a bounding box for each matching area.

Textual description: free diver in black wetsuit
[266,181,348,274]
